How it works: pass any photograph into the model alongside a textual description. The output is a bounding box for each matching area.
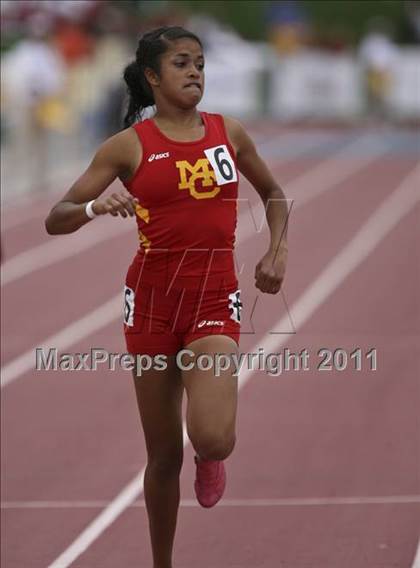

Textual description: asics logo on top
[148,152,170,162]
[197,320,225,328]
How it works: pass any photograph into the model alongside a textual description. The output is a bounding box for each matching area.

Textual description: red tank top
[123,112,239,289]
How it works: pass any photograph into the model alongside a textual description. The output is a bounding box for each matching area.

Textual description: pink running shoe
[194,456,226,508]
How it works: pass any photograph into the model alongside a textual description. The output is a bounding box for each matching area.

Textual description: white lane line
[44,474,145,568]
[257,129,341,158]
[286,135,387,207]
[412,539,420,568]
[2,495,420,509]
[252,162,419,340]
[1,133,379,286]
[1,160,91,231]
[45,164,420,568]
[1,136,383,382]
[1,218,133,286]
[1,295,123,388]
[235,133,387,242]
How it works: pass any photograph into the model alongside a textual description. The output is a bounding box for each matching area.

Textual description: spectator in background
[359,17,399,119]
[53,17,95,66]
[1,11,67,192]
[265,0,310,54]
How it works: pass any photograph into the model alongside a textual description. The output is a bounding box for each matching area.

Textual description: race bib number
[124,286,135,327]
[228,289,243,323]
[204,145,238,186]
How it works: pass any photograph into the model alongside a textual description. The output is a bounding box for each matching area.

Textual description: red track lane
[2,180,125,260]
[1,143,419,567]
[68,160,419,567]
[77,506,419,568]
[1,228,136,364]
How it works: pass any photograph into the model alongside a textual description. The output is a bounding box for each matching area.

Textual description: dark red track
[1,125,419,568]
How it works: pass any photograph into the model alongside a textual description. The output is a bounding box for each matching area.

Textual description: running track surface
[1,124,419,568]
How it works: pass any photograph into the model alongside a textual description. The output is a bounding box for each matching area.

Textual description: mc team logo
[176,145,237,200]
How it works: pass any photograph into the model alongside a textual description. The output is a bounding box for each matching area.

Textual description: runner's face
[156,39,205,108]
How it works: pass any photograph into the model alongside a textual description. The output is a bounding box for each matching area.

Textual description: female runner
[45,26,288,568]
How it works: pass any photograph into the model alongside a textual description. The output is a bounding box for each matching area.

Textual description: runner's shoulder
[221,115,254,156]
[96,127,143,178]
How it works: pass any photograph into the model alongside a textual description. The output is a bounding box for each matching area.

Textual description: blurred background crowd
[1,0,419,201]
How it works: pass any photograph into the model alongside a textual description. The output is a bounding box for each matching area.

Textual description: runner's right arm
[45,130,141,235]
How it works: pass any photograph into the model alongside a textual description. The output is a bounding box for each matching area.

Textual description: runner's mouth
[184,82,201,91]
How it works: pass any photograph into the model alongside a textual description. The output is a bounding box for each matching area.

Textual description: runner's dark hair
[122,26,203,128]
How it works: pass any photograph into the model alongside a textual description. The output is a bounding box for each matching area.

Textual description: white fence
[200,45,420,120]
[387,49,420,118]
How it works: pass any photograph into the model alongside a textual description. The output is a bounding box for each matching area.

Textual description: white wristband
[85,200,97,220]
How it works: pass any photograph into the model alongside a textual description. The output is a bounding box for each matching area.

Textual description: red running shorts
[123,277,242,356]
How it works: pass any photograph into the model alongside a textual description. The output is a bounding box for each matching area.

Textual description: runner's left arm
[225,117,289,294]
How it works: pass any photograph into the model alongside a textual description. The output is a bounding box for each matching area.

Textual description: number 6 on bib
[204,145,238,186]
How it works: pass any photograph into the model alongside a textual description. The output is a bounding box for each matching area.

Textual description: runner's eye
[174,61,204,70]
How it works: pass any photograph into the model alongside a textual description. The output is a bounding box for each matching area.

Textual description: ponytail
[122,60,154,128]
[122,26,203,128]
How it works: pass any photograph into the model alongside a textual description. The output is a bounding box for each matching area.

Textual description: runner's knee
[147,451,184,479]
[192,431,236,461]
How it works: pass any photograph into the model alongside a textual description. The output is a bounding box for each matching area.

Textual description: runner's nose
[187,66,200,79]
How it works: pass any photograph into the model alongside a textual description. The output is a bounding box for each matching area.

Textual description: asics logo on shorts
[148,152,170,162]
[228,289,242,323]
[198,320,224,328]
